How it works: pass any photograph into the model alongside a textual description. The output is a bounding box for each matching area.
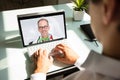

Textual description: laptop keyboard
[27,39,68,57]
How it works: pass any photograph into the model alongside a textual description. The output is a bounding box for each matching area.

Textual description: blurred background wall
[0,0,71,11]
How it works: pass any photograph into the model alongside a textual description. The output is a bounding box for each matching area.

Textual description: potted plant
[72,0,88,20]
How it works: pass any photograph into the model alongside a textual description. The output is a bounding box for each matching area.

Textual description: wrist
[72,56,80,64]
[31,73,46,80]
[34,68,47,74]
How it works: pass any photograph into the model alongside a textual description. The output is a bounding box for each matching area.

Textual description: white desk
[0,3,102,80]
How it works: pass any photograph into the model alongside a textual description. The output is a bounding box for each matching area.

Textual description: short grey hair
[37,18,49,26]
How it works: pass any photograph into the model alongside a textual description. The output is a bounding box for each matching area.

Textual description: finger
[55,45,64,51]
[38,49,41,57]
[33,50,37,57]
[38,48,44,56]
[37,48,41,56]
[49,56,54,62]
[56,43,67,48]
[54,52,65,59]
[55,55,65,62]
[33,51,38,60]
[55,47,66,57]
[56,43,68,50]
[56,43,65,46]
[56,44,64,49]
[43,49,48,57]
[32,52,37,64]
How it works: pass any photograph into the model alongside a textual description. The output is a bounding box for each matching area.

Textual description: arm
[30,49,53,80]
[54,44,88,69]
[31,44,88,80]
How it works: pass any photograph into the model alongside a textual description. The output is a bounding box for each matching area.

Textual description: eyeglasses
[38,25,48,29]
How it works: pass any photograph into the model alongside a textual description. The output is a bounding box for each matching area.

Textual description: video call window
[18,12,66,47]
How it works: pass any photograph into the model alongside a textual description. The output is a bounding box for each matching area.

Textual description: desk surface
[0,3,102,80]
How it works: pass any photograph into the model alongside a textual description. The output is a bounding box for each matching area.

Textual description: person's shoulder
[63,70,93,80]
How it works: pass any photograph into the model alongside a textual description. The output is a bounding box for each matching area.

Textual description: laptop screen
[17,11,67,47]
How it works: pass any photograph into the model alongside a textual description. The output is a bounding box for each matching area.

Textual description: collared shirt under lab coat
[31,50,120,80]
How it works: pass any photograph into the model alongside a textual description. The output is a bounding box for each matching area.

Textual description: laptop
[17,11,68,57]
[17,11,90,76]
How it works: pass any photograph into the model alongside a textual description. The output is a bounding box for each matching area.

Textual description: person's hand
[33,48,53,74]
[53,44,79,65]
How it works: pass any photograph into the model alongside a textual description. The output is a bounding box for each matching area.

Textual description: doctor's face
[38,19,50,37]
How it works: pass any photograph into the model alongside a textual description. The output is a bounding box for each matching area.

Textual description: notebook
[17,11,68,57]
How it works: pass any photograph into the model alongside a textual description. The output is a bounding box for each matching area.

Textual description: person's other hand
[54,44,79,65]
[33,48,53,74]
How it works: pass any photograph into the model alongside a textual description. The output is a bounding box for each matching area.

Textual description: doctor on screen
[37,18,53,43]
[32,18,53,44]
